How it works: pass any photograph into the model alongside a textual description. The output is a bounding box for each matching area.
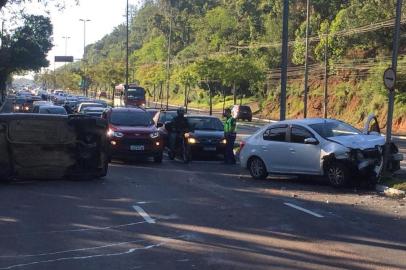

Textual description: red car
[103,107,163,163]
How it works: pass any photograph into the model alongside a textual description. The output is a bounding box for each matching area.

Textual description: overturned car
[0,114,109,182]
[240,117,403,187]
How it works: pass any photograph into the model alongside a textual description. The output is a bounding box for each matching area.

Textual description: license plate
[204,147,216,151]
[130,145,144,151]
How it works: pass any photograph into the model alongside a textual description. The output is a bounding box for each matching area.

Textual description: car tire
[154,153,163,163]
[248,118,252,122]
[325,162,350,188]
[248,157,268,180]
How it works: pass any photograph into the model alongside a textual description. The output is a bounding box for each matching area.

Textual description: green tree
[0,15,53,98]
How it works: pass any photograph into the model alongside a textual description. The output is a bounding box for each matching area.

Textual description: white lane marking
[132,205,156,224]
[0,243,166,270]
[0,221,148,239]
[0,239,146,259]
[284,203,324,218]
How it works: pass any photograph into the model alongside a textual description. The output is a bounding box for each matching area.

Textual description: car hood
[327,134,385,150]
[191,130,224,138]
[110,125,156,133]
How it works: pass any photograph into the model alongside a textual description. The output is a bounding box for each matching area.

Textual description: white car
[240,118,403,187]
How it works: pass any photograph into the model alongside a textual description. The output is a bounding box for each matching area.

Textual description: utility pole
[165,6,173,110]
[62,36,71,56]
[303,0,310,118]
[280,0,289,121]
[1,21,4,102]
[79,19,91,96]
[125,0,129,101]
[384,0,403,173]
[1,21,4,49]
[323,27,329,118]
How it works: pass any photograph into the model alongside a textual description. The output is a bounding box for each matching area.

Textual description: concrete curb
[376,184,405,199]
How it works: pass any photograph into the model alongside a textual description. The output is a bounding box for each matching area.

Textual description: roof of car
[110,107,146,112]
[186,114,220,119]
[79,102,104,106]
[40,105,65,109]
[84,107,106,111]
[276,118,337,126]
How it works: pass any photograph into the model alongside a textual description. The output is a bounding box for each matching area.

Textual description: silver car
[240,118,403,187]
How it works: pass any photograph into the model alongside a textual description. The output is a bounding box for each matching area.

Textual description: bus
[114,83,146,107]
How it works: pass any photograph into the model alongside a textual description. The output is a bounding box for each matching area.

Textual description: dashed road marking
[132,205,156,224]
[284,203,324,218]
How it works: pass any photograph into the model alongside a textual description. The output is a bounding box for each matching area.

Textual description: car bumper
[108,138,163,159]
[189,143,226,155]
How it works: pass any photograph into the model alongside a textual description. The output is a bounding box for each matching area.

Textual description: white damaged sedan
[239,118,403,187]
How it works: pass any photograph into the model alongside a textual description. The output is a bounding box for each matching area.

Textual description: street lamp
[125,0,129,101]
[79,19,91,96]
[62,36,71,56]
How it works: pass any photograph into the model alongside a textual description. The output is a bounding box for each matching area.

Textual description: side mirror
[304,138,319,145]
[157,122,164,128]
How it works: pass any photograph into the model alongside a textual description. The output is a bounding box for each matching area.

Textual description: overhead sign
[383,68,396,90]
[54,56,74,63]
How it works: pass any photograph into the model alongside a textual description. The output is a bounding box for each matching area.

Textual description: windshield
[310,121,361,138]
[187,117,223,131]
[127,88,145,98]
[110,111,154,127]
[39,107,67,115]
[159,111,177,123]
[80,103,105,111]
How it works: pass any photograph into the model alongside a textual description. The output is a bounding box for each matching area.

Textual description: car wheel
[248,157,268,180]
[325,162,350,187]
[154,153,163,163]
[248,118,252,122]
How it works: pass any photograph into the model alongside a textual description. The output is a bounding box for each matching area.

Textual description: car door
[261,125,291,173]
[288,125,322,174]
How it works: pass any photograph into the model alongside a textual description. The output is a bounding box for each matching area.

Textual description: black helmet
[177,107,185,116]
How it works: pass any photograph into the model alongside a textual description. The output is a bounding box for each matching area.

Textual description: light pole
[62,36,71,90]
[303,0,310,118]
[62,36,71,56]
[79,18,91,96]
[384,0,403,173]
[125,0,129,101]
[280,0,289,121]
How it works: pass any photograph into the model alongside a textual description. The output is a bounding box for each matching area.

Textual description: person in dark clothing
[63,104,74,115]
[168,107,189,153]
[224,108,237,164]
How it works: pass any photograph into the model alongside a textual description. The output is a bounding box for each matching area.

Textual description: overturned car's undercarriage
[0,114,109,181]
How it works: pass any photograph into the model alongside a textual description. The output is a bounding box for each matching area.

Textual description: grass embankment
[381,176,406,192]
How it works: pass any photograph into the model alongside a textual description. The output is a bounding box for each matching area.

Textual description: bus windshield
[127,88,145,98]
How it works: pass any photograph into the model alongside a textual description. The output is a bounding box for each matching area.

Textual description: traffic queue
[0,88,403,188]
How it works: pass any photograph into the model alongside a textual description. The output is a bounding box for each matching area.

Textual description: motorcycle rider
[168,107,189,155]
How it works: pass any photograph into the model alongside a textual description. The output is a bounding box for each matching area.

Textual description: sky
[10,0,141,72]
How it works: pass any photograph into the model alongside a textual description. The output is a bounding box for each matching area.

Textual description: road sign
[54,56,74,63]
[383,68,396,90]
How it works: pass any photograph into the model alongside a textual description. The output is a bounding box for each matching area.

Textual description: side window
[159,113,166,123]
[263,127,287,142]
[291,127,313,144]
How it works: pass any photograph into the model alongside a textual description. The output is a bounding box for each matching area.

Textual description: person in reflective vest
[224,108,237,164]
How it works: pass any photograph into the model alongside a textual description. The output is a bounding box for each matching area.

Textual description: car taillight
[240,141,246,151]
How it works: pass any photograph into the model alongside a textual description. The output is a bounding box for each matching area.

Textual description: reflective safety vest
[224,117,236,133]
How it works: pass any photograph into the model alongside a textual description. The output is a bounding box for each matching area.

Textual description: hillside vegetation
[37,0,406,132]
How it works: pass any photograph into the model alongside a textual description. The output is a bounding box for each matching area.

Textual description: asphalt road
[0,159,405,270]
